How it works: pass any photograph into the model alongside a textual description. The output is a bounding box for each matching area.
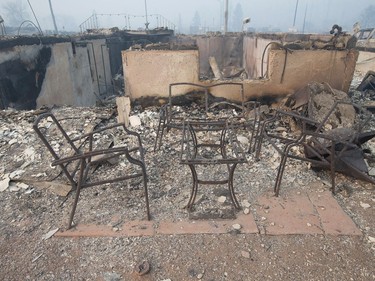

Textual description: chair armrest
[51,146,138,166]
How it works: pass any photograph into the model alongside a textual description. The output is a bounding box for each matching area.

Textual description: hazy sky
[3,0,373,33]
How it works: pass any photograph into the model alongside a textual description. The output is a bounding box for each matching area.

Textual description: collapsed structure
[0,27,364,110]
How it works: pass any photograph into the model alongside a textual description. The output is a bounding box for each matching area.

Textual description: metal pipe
[224,0,228,34]
[100,44,109,95]
[144,0,149,30]
[293,0,299,27]
[27,0,43,35]
[48,0,58,34]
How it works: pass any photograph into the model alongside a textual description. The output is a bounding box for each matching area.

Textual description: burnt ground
[1,77,375,280]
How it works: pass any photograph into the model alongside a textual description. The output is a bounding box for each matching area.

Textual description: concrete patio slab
[254,188,362,236]
[308,191,362,236]
[55,188,362,238]
[156,213,258,235]
[255,191,323,235]
[55,213,258,238]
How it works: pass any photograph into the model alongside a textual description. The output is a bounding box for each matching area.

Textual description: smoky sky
[3,0,374,33]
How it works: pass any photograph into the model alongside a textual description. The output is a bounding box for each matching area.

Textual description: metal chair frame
[33,112,151,229]
[256,101,374,196]
[154,82,261,153]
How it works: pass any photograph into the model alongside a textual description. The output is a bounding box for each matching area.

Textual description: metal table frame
[179,119,247,210]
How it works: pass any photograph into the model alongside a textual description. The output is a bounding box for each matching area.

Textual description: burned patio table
[179,119,247,210]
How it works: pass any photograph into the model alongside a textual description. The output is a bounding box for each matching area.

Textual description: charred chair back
[154,82,261,153]
[33,112,150,229]
[256,101,375,196]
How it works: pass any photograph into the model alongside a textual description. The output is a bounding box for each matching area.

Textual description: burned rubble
[0,80,374,280]
[0,77,374,225]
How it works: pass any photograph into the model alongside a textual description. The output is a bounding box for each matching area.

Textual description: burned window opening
[0,46,51,110]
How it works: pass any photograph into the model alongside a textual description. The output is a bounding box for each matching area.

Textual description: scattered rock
[241,250,250,259]
[103,272,122,281]
[368,236,375,243]
[243,208,250,215]
[232,223,242,230]
[0,175,10,192]
[242,200,251,208]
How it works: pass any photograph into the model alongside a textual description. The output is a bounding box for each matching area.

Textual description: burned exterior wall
[122,50,200,99]
[267,49,358,93]
[37,42,96,107]
[0,45,51,109]
[122,34,358,103]
[196,36,243,77]
[243,36,272,79]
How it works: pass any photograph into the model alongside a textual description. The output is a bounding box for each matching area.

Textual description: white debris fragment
[237,135,249,145]
[243,208,250,215]
[42,228,59,240]
[368,236,375,243]
[218,196,226,203]
[16,182,29,189]
[242,200,251,208]
[8,139,17,145]
[9,170,25,179]
[32,253,43,263]
[0,175,10,192]
[129,116,141,127]
[307,223,312,227]
[360,202,371,209]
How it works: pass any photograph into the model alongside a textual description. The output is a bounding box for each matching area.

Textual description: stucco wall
[123,50,200,99]
[355,51,375,75]
[267,49,358,93]
[122,37,358,103]
[37,42,96,107]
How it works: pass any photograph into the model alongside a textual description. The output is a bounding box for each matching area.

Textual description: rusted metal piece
[33,112,151,229]
[180,119,247,210]
[357,71,375,92]
[134,260,150,276]
[257,101,375,196]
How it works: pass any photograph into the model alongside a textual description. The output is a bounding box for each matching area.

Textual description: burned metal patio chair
[154,82,261,153]
[33,112,150,229]
[256,101,375,196]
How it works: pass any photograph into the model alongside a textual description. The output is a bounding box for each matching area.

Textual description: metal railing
[79,12,175,33]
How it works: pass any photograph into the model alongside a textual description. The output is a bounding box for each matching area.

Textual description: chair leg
[154,118,162,151]
[68,160,85,229]
[141,165,151,220]
[125,150,151,220]
[274,145,293,197]
[154,118,166,151]
[255,123,267,161]
[330,142,336,194]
